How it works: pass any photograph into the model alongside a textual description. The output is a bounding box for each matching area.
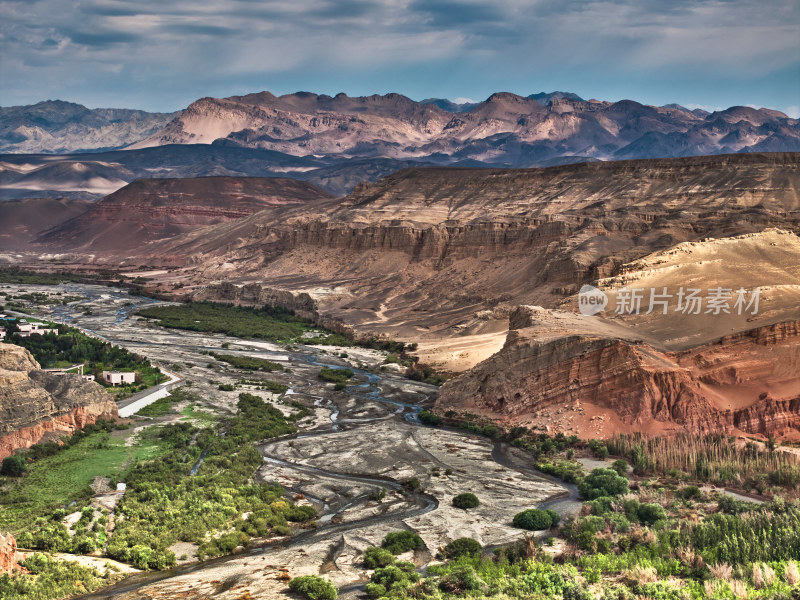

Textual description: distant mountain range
[0,100,177,154]
[1,91,799,200]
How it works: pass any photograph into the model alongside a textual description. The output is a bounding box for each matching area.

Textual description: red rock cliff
[0,343,118,461]
[435,308,800,439]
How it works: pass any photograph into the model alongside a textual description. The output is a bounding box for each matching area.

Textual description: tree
[452,493,480,510]
[578,468,629,500]
[0,455,27,477]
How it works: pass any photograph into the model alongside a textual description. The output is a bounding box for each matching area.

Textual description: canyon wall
[435,308,800,438]
[0,343,118,460]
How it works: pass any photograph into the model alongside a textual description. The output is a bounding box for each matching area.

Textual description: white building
[0,327,5,341]
[102,371,136,386]
[17,321,57,337]
[82,374,95,382]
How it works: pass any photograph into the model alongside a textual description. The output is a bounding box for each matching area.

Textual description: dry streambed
[7,283,568,599]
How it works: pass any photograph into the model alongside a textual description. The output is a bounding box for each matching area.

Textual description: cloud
[0,0,798,112]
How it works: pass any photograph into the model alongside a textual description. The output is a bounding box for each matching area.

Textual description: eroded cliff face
[435,308,800,439]
[0,343,118,460]
[0,532,18,574]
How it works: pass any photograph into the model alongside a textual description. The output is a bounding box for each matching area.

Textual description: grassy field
[181,404,218,424]
[0,428,163,533]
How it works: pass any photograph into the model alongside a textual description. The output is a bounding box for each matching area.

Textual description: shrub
[1,455,27,477]
[513,508,555,530]
[578,468,629,500]
[364,582,387,598]
[545,509,560,526]
[439,565,484,594]
[418,410,443,426]
[381,530,423,555]
[563,584,594,600]
[452,493,480,510]
[680,485,702,500]
[363,547,395,569]
[370,563,419,590]
[637,503,667,525]
[288,575,338,600]
[442,537,482,559]
[611,459,630,476]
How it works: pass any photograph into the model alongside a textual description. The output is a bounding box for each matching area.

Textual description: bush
[382,530,424,555]
[1,455,27,477]
[512,508,555,530]
[288,575,338,600]
[544,508,560,526]
[439,565,483,594]
[363,547,395,569]
[442,537,482,559]
[452,493,480,510]
[418,410,443,426]
[578,468,629,500]
[680,485,702,500]
[611,459,630,476]
[364,582,387,598]
[637,503,667,525]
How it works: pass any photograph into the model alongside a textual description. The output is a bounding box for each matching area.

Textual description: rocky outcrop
[0,343,118,460]
[435,311,800,438]
[0,532,18,574]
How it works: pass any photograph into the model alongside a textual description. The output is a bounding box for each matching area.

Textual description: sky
[1,0,799,117]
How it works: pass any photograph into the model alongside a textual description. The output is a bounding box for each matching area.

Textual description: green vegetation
[107,394,307,568]
[365,561,420,598]
[382,530,424,555]
[578,468,630,500]
[135,388,197,417]
[318,366,354,390]
[607,433,800,496]
[209,352,285,372]
[288,575,338,600]
[235,377,289,394]
[0,268,97,285]
[442,537,483,559]
[0,421,160,534]
[364,547,396,569]
[137,301,310,341]
[1,455,27,477]
[513,508,558,531]
[7,323,165,391]
[418,410,444,426]
[137,301,450,383]
[452,492,480,510]
[0,554,118,600]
